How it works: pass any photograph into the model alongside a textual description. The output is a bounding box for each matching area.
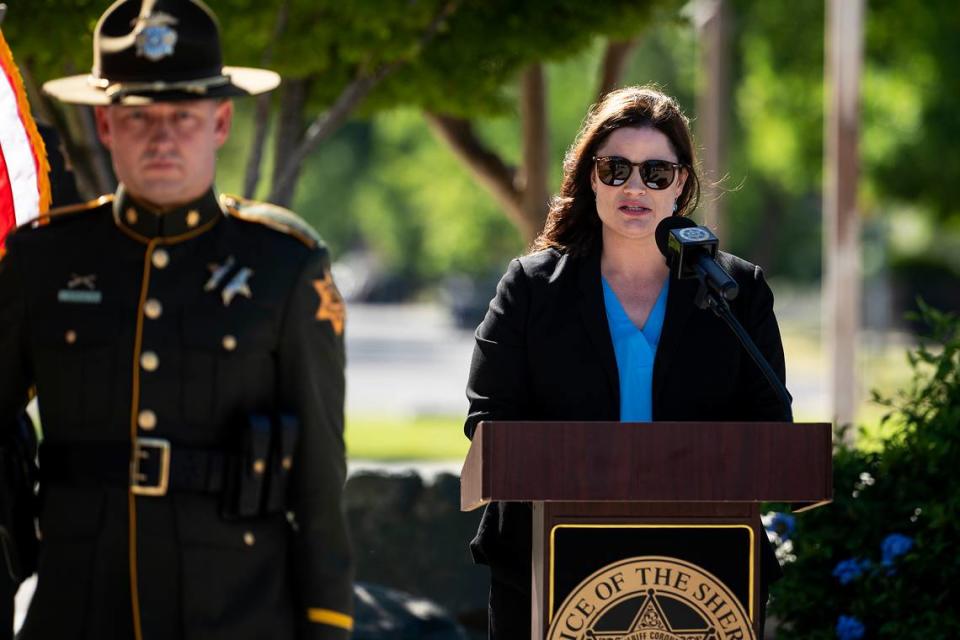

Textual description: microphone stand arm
[693,271,794,422]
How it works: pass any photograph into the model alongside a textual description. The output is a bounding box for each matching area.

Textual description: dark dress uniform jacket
[464,246,790,632]
[0,188,353,639]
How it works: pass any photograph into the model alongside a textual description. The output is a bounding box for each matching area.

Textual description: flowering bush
[880,533,913,570]
[767,303,960,638]
[836,615,866,640]
[831,557,871,585]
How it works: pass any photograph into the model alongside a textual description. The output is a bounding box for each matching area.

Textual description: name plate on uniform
[58,290,103,304]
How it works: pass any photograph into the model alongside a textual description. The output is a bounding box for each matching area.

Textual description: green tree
[768,303,960,637]
[722,0,960,281]
[7,0,675,226]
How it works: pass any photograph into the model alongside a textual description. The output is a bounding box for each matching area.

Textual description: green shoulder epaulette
[220,193,323,249]
[28,195,114,229]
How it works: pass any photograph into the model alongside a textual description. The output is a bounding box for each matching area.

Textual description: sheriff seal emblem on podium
[548,557,754,640]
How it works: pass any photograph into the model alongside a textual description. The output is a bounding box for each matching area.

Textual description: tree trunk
[59,59,116,196]
[19,60,106,200]
[243,95,272,199]
[424,62,554,244]
[597,38,639,100]
[270,77,310,208]
[824,0,864,430]
[242,0,289,199]
[269,72,382,206]
[427,44,647,244]
[424,113,538,240]
[267,0,460,206]
[751,186,782,272]
[695,0,730,236]
[519,64,549,242]
[72,104,116,195]
[59,61,116,196]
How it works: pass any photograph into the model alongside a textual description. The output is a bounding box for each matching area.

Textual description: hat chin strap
[99,0,176,54]
[137,0,160,20]
[91,74,232,102]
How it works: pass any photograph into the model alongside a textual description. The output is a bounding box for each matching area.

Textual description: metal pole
[823,0,864,430]
[694,0,730,237]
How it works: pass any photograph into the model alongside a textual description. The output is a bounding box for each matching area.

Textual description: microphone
[655,216,792,420]
[655,218,792,419]
[655,216,739,301]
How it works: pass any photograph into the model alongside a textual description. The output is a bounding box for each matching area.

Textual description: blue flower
[833,558,870,585]
[881,533,913,568]
[836,615,865,640]
[768,513,796,540]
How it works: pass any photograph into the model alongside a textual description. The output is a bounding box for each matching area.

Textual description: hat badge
[134,12,179,61]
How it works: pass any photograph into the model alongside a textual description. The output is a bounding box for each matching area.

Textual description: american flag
[0,26,50,249]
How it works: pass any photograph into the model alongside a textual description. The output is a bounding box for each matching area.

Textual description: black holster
[221,413,299,519]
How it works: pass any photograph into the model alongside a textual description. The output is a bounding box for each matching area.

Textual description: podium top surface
[460,421,832,511]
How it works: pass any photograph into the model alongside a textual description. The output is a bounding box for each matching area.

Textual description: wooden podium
[461,421,832,640]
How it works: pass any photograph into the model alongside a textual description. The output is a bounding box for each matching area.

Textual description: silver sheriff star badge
[204,256,253,307]
[221,268,254,307]
[205,256,236,292]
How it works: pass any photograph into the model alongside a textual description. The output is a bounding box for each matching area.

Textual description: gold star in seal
[590,589,711,640]
[312,271,345,335]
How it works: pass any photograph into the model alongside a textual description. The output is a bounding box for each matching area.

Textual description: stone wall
[345,470,488,638]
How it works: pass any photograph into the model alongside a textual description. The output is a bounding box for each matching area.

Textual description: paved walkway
[345,303,474,418]
[344,299,838,421]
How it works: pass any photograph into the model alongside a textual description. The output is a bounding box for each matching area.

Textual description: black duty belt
[40,439,231,498]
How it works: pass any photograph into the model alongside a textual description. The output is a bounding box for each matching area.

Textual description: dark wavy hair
[532,85,700,255]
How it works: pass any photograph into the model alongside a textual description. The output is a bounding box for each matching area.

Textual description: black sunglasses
[593,156,685,189]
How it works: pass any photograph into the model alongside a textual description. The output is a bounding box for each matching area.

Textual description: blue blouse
[601,276,670,422]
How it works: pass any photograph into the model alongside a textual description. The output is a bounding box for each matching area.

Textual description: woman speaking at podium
[463,85,791,638]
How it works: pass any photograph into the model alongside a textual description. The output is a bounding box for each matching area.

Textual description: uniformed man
[0,1,354,638]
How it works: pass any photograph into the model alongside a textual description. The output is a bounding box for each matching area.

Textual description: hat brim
[43,66,280,105]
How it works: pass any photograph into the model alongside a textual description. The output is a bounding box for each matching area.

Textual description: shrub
[767,302,960,638]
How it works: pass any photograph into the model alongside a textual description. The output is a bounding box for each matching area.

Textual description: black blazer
[464,246,790,586]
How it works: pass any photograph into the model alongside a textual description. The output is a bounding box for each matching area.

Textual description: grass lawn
[346,414,469,461]
[780,323,916,451]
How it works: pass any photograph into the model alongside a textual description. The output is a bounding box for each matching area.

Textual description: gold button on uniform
[222,335,237,352]
[152,249,170,269]
[125,207,138,224]
[140,351,159,372]
[65,330,77,345]
[144,299,163,320]
[252,459,266,475]
[186,210,200,227]
[243,532,255,546]
[138,409,157,430]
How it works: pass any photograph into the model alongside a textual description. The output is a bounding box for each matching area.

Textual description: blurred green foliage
[6,1,959,297]
[6,0,669,115]
[768,302,960,637]
[724,0,960,290]
[7,0,676,284]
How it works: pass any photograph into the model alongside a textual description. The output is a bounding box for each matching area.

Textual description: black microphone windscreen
[654,216,696,258]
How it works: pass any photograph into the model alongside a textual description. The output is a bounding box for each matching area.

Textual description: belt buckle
[130,438,171,497]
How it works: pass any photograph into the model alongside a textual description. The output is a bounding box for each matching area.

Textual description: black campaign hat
[43,0,280,105]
